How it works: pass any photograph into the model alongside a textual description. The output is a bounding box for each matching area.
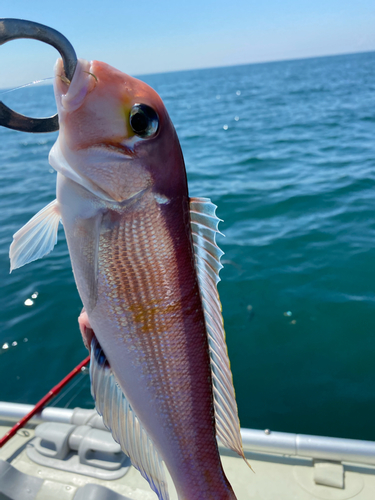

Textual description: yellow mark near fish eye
[120,107,136,139]
[83,71,98,82]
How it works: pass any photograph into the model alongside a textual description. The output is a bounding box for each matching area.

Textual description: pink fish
[10,58,248,499]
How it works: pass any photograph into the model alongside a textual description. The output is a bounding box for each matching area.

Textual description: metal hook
[0,18,77,133]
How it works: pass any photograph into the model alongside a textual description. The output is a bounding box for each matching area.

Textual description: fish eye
[129,104,159,138]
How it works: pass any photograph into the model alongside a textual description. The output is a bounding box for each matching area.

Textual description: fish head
[52,59,186,203]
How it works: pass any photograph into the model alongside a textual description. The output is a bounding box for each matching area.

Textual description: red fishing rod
[0,355,90,448]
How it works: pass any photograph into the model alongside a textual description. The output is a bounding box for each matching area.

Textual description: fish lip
[54,58,96,113]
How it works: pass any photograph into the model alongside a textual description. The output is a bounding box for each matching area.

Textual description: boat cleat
[27,421,130,480]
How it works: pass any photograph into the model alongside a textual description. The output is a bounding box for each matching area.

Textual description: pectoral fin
[10,199,61,272]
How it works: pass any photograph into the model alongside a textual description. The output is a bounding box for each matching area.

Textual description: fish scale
[98,195,225,467]
[95,194,231,494]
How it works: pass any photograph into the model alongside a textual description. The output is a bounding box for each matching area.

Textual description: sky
[1,0,375,88]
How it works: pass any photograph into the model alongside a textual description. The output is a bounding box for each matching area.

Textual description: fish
[9,58,248,499]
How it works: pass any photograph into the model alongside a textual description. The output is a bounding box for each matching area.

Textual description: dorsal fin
[9,199,61,272]
[90,337,169,500]
[190,197,248,463]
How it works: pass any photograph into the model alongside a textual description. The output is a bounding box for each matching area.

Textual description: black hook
[0,18,77,133]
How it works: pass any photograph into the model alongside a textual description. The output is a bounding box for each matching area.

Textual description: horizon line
[136,48,375,78]
[0,48,374,92]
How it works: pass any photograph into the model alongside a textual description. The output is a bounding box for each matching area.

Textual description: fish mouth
[54,58,96,113]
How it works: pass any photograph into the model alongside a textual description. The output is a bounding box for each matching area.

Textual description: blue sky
[1,0,375,88]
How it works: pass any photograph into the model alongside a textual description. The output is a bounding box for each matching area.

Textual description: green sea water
[0,51,375,440]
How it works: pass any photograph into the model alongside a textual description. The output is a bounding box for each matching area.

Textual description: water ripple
[1,52,375,440]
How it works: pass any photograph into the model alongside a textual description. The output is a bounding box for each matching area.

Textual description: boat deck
[1,405,375,499]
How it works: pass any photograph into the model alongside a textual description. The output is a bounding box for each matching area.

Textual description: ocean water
[0,51,375,441]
